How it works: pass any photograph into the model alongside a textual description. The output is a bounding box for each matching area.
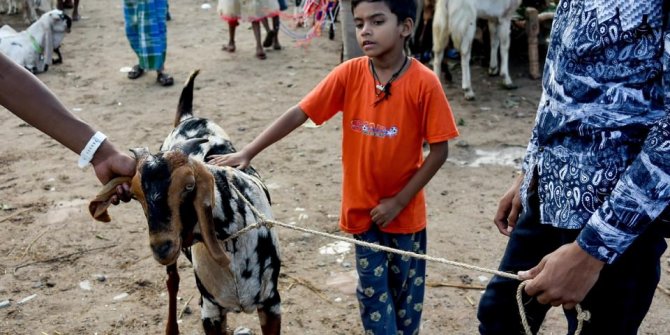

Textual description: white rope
[517,282,590,335]
[227,183,589,334]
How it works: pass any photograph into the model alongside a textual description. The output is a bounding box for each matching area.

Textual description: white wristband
[78,131,107,168]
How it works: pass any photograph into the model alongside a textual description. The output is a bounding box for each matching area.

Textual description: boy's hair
[351,0,417,24]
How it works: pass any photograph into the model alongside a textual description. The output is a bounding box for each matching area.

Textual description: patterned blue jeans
[354,225,427,335]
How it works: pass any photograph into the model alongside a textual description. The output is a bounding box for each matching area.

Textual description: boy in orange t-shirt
[209,0,459,333]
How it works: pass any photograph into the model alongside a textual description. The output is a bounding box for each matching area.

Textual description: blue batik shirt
[520,0,670,264]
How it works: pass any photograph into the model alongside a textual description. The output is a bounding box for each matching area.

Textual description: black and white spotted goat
[91,70,281,335]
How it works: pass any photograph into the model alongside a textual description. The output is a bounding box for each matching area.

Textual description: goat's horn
[129,147,151,160]
[174,138,208,155]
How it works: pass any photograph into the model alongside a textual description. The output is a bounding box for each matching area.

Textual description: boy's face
[353,2,412,58]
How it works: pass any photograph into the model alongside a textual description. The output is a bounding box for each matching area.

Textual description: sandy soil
[1,1,669,334]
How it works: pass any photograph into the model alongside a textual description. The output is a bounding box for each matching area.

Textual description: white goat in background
[432,0,521,100]
[0,9,70,73]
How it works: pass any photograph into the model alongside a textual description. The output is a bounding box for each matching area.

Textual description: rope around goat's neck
[225,182,589,335]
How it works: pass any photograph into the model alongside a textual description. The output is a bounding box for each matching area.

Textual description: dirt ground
[1,1,669,334]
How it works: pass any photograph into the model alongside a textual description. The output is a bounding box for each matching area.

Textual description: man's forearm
[0,53,95,154]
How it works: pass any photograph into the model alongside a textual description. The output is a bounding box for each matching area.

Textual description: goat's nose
[152,241,173,259]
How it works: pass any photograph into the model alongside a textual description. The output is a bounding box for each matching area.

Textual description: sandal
[127,65,144,79]
[222,44,236,52]
[256,51,267,60]
[262,30,275,48]
[157,72,174,86]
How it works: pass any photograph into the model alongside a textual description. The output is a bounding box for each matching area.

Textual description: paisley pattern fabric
[520,0,670,263]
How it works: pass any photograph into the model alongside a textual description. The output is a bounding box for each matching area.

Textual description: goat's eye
[184,183,195,192]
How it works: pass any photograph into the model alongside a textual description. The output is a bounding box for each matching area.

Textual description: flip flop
[256,52,267,60]
[222,44,236,52]
[127,65,144,79]
[157,72,174,86]
[262,30,275,48]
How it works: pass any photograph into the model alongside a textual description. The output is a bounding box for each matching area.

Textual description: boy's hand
[494,173,524,236]
[371,197,404,228]
[208,152,250,169]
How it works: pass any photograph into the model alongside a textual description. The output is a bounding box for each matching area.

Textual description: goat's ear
[129,147,151,161]
[174,138,208,155]
[192,162,230,267]
[42,28,53,68]
[88,176,133,222]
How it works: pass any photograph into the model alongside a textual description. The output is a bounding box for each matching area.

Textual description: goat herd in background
[0,0,534,99]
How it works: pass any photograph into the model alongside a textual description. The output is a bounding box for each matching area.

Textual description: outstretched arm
[208,105,309,168]
[0,53,134,194]
[371,141,449,227]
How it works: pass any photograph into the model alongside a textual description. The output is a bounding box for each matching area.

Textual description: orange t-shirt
[299,57,459,234]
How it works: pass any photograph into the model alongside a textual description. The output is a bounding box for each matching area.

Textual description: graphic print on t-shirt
[351,119,398,138]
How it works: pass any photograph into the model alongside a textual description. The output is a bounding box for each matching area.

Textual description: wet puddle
[450,146,526,167]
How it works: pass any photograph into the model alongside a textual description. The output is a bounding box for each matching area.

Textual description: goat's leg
[458,18,477,100]
[487,19,500,77]
[258,306,281,335]
[497,18,517,89]
[72,0,80,21]
[165,264,180,335]
[201,298,227,335]
[52,47,63,64]
[431,11,450,83]
[459,40,475,100]
[8,0,17,14]
[23,0,37,24]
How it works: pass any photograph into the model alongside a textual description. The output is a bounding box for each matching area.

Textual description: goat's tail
[175,69,200,127]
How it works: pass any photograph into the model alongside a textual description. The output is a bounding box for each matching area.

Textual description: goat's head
[39,10,71,33]
[128,139,230,267]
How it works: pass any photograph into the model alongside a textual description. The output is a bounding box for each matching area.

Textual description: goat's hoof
[488,67,500,77]
[500,82,518,90]
[463,90,476,101]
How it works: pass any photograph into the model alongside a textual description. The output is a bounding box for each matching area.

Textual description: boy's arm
[371,141,449,227]
[209,105,309,168]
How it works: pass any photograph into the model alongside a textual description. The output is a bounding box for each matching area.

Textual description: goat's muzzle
[151,237,180,265]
